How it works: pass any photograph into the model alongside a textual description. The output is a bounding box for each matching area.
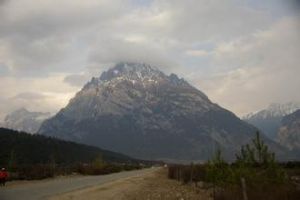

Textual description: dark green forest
[0,128,138,167]
[0,128,158,179]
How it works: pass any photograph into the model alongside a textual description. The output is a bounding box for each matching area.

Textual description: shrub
[168,131,300,200]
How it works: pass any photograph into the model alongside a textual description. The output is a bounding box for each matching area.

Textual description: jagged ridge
[39,62,286,161]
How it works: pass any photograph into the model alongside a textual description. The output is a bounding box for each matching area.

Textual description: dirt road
[0,168,156,200]
[49,168,212,200]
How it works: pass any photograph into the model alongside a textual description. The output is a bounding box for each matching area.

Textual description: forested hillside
[0,127,138,167]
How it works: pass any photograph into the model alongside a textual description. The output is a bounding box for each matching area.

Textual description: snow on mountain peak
[99,62,163,82]
[243,102,300,120]
[60,62,214,123]
[267,102,300,117]
[83,62,189,91]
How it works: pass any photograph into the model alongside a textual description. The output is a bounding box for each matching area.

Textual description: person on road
[0,168,9,186]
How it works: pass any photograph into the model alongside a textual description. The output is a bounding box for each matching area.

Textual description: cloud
[13,92,46,100]
[197,17,300,116]
[0,0,278,76]
[88,39,178,72]
[0,0,299,118]
[147,0,274,42]
[185,50,211,57]
[0,74,78,120]
[64,73,90,87]
[0,0,130,74]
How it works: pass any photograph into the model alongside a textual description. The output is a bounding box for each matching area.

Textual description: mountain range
[39,62,286,161]
[243,102,300,141]
[1,108,52,134]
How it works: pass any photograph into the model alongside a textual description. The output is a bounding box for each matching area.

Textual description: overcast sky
[0,0,299,120]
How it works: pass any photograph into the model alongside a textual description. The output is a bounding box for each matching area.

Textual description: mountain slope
[0,128,138,166]
[277,109,300,151]
[243,103,300,140]
[2,108,51,134]
[39,62,285,161]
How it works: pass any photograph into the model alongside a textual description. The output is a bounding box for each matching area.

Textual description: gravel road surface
[0,168,156,200]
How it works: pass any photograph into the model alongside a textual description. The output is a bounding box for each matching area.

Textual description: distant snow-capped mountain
[243,102,300,140]
[2,108,52,134]
[39,62,286,161]
[244,103,300,119]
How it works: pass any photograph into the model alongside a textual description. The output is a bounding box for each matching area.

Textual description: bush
[168,132,300,200]
[14,164,55,180]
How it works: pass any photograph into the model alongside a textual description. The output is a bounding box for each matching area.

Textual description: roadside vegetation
[168,132,300,200]
[7,157,145,180]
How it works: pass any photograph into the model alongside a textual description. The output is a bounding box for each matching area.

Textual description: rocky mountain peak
[99,62,162,81]
[83,62,190,91]
[67,62,210,121]
[39,62,286,161]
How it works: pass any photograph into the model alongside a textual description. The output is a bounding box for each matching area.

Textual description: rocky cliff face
[278,109,300,151]
[39,62,284,161]
[2,108,51,134]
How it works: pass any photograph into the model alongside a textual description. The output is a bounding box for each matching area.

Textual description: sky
[0,0,299,120]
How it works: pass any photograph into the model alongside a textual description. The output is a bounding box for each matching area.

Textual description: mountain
[277,109,300,151]
[0,127,138,166]
[2,108,52,134]
[243,102,300,140]
[39,62,285,161]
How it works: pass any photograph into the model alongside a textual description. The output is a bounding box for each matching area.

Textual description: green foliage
[211,149,226,166]
[205,149,233,186]
[236,131,275,166]
[234,131,286,184]
[169,131,289,188]
[167,132,299,199]
[8,150,17,172]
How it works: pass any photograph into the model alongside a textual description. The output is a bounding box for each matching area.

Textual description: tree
[236,131,275,166]
[235,131,286,183]
[8,150,17,171]
[206,149,231,186]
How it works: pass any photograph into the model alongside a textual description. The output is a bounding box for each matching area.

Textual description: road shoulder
[48,168,212,200]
